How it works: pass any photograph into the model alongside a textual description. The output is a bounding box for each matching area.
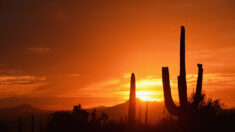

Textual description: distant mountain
[0,99,166,130]
[0,104,57,131]
[0,104,51,120]
[0,104,52,131]
[87,99,166,123]
[2,104,41,113]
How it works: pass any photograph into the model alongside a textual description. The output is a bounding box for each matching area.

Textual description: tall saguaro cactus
[162,26,203,117]
[179,26,188,107]
[128,73,136,127]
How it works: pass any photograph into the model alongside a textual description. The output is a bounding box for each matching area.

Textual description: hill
[0,100,166,131]
[0,104,52,132]
[87,99,165,123]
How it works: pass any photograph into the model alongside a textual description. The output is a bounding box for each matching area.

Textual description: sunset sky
[0,0,235,110]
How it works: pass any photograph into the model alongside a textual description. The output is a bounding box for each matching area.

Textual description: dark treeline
[0,98,234,132]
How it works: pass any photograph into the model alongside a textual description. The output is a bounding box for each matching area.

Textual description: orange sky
[0,0,235,110]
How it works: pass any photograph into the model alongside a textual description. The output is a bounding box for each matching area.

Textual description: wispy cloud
[0,75,48,98]
[186,73,235,85]
[188,46,235,59]
[0,75,46,85]
[55,73,80,77]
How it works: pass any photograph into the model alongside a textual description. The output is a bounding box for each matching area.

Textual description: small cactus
[128,73,136,127]
[145,102,148,123]
[139,104,142,122]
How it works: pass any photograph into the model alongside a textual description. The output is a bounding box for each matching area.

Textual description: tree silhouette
[98,112,109,124]
[47,104,111,132]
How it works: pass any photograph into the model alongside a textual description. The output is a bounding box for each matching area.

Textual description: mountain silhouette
[87,99,165,123]
[0,104,52,132]
[0,100,166,126]
[0,104,48,119]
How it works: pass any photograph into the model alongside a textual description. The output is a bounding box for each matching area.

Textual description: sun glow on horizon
[118,77,164,102]
[136,91,163,102]
[136,78,163,101]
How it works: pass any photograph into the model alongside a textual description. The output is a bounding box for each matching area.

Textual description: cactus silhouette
[145,102,148,123]
[31,114,34,132]
[128,73,136,127]
[17,117,23,132]
[139,104,141,122]
[39,123,42,132]
[162,26,203,117]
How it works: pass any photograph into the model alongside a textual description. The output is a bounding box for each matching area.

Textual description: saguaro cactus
[162,26,203,117]
[139,104,141,122]
[31,114,34,132]
[145,102,148,123]
[128,73,136,127]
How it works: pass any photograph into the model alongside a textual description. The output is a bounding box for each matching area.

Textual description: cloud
[188,46,235,59]
[0,75,48,98]
[55,73,80,77]
[0,72,235,108]
[0,75,46,85]
[186,73,235,86]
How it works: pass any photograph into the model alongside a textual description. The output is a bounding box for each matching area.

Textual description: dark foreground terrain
[0,97,234,132]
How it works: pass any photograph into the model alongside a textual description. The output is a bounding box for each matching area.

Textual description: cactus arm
[180,26,186,77]
[193,64,203,107]
[162,67,180,116]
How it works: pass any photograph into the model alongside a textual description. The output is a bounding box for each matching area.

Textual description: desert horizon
[0,0,235,132]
